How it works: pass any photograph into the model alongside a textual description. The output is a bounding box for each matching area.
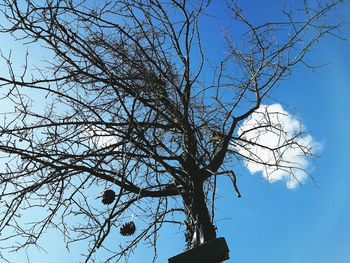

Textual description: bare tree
[0,0,343,262]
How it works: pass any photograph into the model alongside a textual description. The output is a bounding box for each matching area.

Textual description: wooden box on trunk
[168,237,230,263]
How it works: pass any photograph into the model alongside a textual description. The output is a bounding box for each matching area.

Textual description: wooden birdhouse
[168,237,230,263]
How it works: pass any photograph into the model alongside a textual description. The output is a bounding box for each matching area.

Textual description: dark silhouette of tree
[0,0,343,262]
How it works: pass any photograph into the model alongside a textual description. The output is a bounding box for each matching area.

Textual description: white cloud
[234,104,320,189]
[83,126,120,148]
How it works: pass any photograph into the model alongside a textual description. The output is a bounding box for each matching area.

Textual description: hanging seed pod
[120,221,136,236]
[101,189,116,205]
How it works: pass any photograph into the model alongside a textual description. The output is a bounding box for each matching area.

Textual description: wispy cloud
[235,104,320,189]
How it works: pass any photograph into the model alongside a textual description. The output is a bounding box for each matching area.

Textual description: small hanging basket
[101,189,116,205]
[120,221,136,236]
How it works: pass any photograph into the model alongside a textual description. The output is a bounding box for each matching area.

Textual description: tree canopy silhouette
[0,0,343,262]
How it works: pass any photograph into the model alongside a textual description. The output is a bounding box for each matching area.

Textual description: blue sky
[0,1,350,262]
[215,1,350,262]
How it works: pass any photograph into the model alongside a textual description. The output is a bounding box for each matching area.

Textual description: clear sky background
[0,0,349,262]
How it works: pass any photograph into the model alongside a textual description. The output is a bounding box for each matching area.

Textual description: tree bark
[183,178,216,250]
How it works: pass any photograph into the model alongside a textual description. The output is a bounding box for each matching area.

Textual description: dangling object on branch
[101,189,116,205]
[120,221,136,236]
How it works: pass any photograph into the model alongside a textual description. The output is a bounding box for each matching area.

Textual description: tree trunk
[183,179,216,250]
